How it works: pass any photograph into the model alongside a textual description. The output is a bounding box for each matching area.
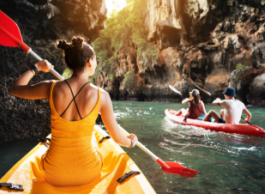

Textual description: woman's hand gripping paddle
[0,11,64,80]
[119,125,199,178]
[192,83,254,125]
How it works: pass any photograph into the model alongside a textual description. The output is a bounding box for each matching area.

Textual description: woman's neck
[71,70,89,81]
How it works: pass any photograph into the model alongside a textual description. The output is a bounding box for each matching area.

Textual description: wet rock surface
[0,0,106,144]
[98,1,265,105]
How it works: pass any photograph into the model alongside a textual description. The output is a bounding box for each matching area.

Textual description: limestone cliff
[0,0,107,144]
[97,0,265,105]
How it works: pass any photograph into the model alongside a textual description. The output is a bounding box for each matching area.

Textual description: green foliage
[92,0,157,82]
[102,56,116,74]
[108,73,115,82]
[62,68,73,79]
[122,71,137,89]
[235,63,248,70]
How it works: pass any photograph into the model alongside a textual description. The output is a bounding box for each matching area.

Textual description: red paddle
[0,11,64,80]
[119,126,199,178]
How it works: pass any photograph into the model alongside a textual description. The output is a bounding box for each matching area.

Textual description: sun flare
[105,0,127,17]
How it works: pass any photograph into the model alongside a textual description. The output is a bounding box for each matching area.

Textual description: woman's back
[53,79,100,121]
[37,80,103,186]
[187,100,203,119]
[9,36,138,186]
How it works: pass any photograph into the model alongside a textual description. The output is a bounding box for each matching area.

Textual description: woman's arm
[100,91,138,147]
[9,60,54,99]
[182,98,192,105]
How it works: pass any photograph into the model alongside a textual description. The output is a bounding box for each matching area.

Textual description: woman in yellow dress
[8,36,138,186]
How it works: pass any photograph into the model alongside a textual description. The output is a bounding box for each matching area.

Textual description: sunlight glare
[105,0,127,17]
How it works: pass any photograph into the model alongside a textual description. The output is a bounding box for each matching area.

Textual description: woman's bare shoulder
[52,80,68,93]
[89,83,109,95]
[199,100,203,103]
[52,80,65,87]
[89,84,111,106]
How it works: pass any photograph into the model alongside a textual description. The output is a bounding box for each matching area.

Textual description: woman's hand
[127,133,138,147]
[244,119,250,123]
[35,60,54,72]
[9,59,54,99]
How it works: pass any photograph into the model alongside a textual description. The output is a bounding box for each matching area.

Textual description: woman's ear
[87,59,92,67]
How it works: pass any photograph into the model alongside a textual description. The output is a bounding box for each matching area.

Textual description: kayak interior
[0,125,156,194]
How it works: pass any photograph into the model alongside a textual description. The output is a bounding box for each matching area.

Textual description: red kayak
[165,109,265,137]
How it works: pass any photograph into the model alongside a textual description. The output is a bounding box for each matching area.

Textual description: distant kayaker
[174,89,207,119]
[203,87,252,124]
[8,36,138,186]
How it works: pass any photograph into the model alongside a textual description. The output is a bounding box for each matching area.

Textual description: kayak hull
[165,109,265,137]
[0,125,156,194]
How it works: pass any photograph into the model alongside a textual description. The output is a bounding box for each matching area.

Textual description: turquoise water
[0,140,39,177]
[113,101,265,194]
[1,101,265,193]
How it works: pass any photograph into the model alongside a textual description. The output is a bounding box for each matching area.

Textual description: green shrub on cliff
[92,0,156,83]
[122,71,137,89]
[235,63,248,70]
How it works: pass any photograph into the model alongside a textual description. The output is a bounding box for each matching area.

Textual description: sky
[105,0,127,17]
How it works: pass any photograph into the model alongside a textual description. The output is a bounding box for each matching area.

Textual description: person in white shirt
[203,87,252,124]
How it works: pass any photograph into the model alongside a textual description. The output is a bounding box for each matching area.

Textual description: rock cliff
[2,0,265,143]
[0,0,107,144]
[98,0,265,105]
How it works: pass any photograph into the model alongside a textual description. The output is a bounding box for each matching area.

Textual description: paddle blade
[169,85,182,96]
[0,11,30,52]
[163,161,199,178]
[156,158,198,178]
[0,11,22,47]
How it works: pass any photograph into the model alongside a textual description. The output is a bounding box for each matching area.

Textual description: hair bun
[72,36,84,51]
[57,40,71,51]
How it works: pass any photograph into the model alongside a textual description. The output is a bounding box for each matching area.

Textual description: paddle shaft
[118,125,159,161]
[28,49,64,80]
[193,83,252,125]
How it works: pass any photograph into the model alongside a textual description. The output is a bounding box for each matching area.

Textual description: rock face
[146,0,264,48]
[228,66,265,105]
[0,0,107,144]
[146,0,210,48]
[98,0,265,105]
[248,73,265,106]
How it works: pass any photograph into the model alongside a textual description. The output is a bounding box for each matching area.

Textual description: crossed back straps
[60,80,89,119]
